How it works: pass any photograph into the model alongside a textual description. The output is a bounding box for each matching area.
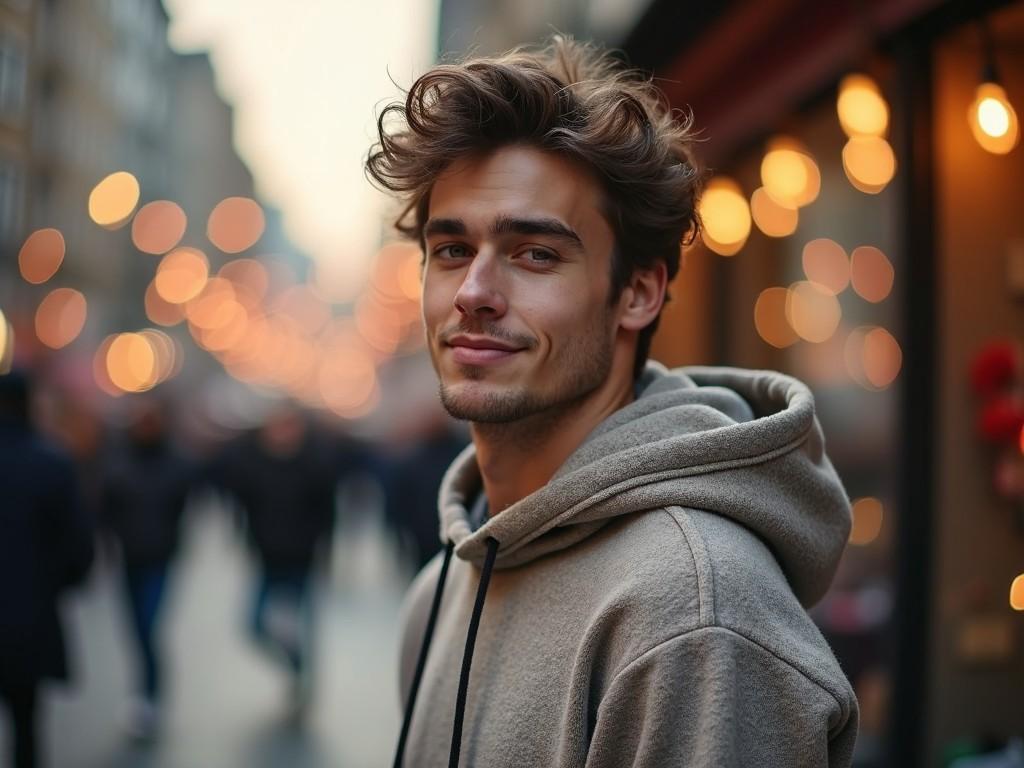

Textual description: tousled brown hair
[365,37,702,378]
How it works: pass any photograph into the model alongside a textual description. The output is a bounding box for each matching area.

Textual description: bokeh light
[397,250,423,300]
[220,314,270,382]
[154,247,210,304]
[201,304,250,352]
[699,177,751,256]
[372,242,422,303]
[132,201,188,255]
[318,345,379,417]
[18,228,66,284]
[138,329,182,383]
[754,287,799,348]
[845,325,903,390]
[802,239,850,295]
[35,288,87,349]
[850,245,895,303]
[93,336,121,397]
[1011,574,1024,611]
[837,73,889,138]
[273,284,331,336]
[844,327,870,387]
[145,279,187,326]
[0,308,12,373]
[786,281,842,343]
[186,277,240,332]
[862,327,902,389]
[849,497,884,546]
[750,187,799,238]
[88,171,140,229]
[106,332,158,393]
[842,136,897,193]
[219,258,269,306]
[191,306,246,356]
[760,137,820,208]
[969,82,1020,155]
[207,196,265,253]
[356,296,403,356]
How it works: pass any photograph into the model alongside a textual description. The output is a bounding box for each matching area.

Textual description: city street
[5,497,406,768]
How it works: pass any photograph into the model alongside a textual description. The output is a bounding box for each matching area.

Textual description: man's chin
[438,381,536,423]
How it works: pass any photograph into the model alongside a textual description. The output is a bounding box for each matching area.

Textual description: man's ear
[618,261,668,331]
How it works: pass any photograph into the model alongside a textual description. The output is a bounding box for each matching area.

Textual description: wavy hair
[366,37,702,377]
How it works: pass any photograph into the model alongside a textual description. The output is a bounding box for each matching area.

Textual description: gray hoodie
[395,364,859,767]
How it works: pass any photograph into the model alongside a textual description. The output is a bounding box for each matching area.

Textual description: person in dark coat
[213,405,337,717]
[382,413,468,572]
[0,370,93,768]
[99,398,194,738]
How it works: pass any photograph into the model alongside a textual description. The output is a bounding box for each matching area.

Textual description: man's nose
[453,251,507,318]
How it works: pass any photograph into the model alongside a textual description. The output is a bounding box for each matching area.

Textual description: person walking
[99,399,195,739]
[214,405,338,719]
[0,370,93,768]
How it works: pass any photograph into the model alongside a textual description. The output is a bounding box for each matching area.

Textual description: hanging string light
[837,72,896,193]
[759,136,821,209]
[837,74,889,139]
[698,176,751,256]
[969,18,1019,155]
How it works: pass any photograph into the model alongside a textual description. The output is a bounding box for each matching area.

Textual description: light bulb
[969,82,1019,154]
[837,74,889,138]
[698,177,751,256]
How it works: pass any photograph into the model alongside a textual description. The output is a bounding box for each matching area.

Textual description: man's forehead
[427,146,607,232]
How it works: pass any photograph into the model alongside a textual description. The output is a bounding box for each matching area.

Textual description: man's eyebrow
[423,215,584,248]
[492,215,583,247]
[423,218,467,238]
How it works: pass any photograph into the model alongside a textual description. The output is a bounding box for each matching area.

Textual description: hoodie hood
[438,363,851,608]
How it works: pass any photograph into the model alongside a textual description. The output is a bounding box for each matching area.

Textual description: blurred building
[437,0,1024,766]
[30,0,175,327]
[0,1,280,421]
[0,0,33,263]
[170,50,294,268]
[437,0,649,56]
[0,0,180,367]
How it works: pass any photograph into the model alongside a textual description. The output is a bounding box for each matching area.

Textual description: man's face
[422,144,623,424]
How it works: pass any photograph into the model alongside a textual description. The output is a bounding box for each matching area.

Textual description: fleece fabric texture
[398,363,859,767]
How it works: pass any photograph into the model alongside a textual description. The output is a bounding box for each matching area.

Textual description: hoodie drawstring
[448,536,499,768]
[392,536,500,768]
[393,539,455,768]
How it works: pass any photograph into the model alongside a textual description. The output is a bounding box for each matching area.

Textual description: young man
[367,38,859,767]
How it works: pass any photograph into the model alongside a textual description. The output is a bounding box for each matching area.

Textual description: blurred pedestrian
[213,405,337,719]
[99,398,195,739]
[382,412,467,572]
[0,370,93,768]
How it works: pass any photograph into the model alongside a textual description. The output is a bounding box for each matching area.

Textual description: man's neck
[471,378,635,515]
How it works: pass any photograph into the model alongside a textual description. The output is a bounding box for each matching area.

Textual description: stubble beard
[436,312,615,426]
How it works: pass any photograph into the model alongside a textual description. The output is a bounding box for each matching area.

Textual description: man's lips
[445,335,526,365]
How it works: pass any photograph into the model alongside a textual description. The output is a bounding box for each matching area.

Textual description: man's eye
[522,248,555,263]
[436,244,470,259]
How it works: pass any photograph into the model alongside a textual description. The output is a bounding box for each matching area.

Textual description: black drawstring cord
[448,536,499,768]
[393,539,455,768]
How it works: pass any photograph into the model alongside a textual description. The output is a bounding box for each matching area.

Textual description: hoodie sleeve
[585,626,858,768]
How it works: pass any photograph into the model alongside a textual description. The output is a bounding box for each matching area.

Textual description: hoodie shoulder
[664,505,855,708]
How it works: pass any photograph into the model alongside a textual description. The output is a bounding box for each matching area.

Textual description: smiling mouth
[449,346,519,365]
[444,334,527,365]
